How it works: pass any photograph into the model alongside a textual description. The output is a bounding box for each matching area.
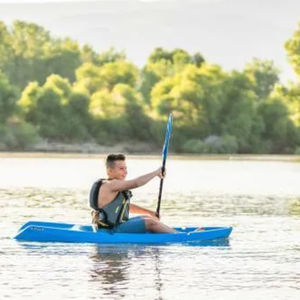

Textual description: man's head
[106,153,127,180]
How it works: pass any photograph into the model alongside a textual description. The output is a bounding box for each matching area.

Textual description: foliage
[182,135,238,154]
[273,83,300,126]
[244,58,280,99]
[295,147,300,155]
[75,60,138,94]
[285,21,300,78]
[140,48,205,104]
[0,119,39,150]
[257,98,299,153]
[0,21,83,89]
[0,71,19,124]
[18,74,90,141]
[0,20,299,153]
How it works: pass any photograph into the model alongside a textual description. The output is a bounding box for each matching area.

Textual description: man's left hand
[149,210,160,221]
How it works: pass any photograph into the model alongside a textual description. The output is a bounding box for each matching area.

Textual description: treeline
[1,20,300,154]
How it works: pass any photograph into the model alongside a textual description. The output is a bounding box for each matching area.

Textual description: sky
[0,0,299,83]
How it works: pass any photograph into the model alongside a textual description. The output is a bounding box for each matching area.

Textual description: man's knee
[144,217,158,230]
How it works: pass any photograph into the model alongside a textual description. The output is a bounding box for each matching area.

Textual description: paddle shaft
[156,113,172,218]
[156,163,166,218]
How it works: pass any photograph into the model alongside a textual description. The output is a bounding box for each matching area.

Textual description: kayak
[14,221,232,245]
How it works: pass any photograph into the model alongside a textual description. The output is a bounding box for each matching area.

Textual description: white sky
[0,0,299,83]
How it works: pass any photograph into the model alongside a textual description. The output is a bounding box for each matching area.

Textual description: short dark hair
[106,153,126,169]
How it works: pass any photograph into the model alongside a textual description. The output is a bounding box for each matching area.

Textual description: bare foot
[194,227,205,232]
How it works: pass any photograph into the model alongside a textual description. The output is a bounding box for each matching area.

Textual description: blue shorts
[113,216,147,233]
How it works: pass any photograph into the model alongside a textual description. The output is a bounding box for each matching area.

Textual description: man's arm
[129,204,159,220]
[109,168,163,192]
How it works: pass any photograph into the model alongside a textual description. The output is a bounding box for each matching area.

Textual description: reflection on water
[89,246,131,298]
[0,156,299,300]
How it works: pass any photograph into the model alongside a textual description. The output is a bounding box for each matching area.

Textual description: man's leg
[144,217,177,233]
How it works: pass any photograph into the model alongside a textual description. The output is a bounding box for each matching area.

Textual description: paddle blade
[162,113,173,162]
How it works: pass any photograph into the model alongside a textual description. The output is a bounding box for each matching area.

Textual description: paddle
[156,113,173,218]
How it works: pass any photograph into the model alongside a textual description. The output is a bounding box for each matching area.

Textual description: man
[90,153,176,233]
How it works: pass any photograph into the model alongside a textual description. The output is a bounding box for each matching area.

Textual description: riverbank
[1,151,300,162]
[0,140,160,155]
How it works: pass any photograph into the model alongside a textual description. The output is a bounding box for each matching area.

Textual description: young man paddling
[90,154,176,233]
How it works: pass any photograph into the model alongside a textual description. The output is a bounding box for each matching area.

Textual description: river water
[0,154,299,299]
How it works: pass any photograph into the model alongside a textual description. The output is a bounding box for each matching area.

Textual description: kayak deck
[14,221,232,245]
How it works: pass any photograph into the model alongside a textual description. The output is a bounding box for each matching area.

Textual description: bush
[204,135,238,154]
[0,121,40,150]
[182,139,208,153]
[295,147,300,155]
[182,135,238,154]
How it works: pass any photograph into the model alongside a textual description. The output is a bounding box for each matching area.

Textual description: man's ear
[107,167,113,177]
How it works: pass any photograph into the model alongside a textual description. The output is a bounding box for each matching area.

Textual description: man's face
[107,160,128,180]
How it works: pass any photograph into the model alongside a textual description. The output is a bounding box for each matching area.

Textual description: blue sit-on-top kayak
[14,221,232,245]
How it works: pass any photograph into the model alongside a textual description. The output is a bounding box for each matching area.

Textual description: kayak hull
[14,221,232,245]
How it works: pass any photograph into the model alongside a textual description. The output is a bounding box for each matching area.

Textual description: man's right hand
[156,167,166,179]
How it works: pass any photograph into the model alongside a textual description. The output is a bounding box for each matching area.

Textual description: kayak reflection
[89,245,164,299]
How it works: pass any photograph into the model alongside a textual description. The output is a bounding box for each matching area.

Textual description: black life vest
[89,179,132,228]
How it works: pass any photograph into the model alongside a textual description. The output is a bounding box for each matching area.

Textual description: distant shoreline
[1,151,300,162]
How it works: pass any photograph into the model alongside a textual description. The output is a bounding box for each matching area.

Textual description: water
[0,154,299,299]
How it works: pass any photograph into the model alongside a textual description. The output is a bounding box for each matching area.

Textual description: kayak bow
[14,221,232,245]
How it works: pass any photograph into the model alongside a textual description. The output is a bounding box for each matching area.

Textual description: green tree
[74,62,103,95]
[218,71,264,152]
[140,48,205,104]
[0,21,82,89]
[113,84,150,140]
[148,47,204,66]
[98,47,126,65]
[285,21,300,78]
[273,83,300,126]
[140,59,173,105]
[0,71,18,124]
[151,63,225,132]
[18,74,89,141]
[99,60,138,90]
[46,38,81,82]
[80,44,100,65]
[75,60,138,95]
[0,119,39,150]
[0,22,13,71]
[258,98,298,153]
[89,88,126,119]
[244,58,280,99]
[89,83,150,142]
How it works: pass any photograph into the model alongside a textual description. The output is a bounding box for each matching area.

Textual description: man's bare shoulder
[107,178,138,192]
[101,179,121,190]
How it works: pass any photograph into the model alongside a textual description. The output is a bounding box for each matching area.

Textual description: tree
[218,71,264,152]
[258,98,298,153]
[89,88,125,119]
[0,71,19,124]
[285,21,300,78]
[74,62,103,95]
[140,59,173,104]
[113,84,150,140]
[18,74,89,141]
[43,74,72,100]
[98,47,126,65]
[272,82,300,132]
[0,21,82,89]
[151,63,225,131]
[75,60,138,95]
[99,60,138,90]
[140,48,205,104]
[46,38,81,82]
[0,22,13,71]
[244,58,280,99]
